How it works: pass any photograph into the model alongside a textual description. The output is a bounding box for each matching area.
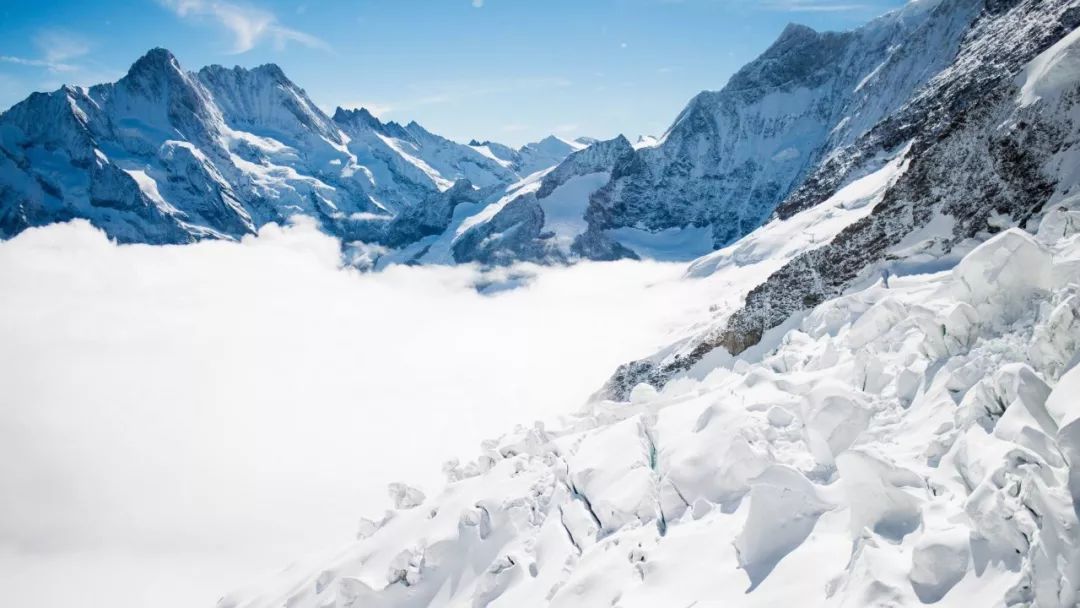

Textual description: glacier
[218,177,1080,608]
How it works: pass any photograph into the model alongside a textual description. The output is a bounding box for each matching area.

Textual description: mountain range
[7,0,1073,271]
[6,0,1080,606]
[0,52,586,260]
[214,0,1080,606]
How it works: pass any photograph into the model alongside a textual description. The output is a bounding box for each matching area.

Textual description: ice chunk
[803,388,873,466]
[909,527,970,603]
[766,406,795,427]
[837,451,922,541]
[949,229,1053,321]
[734,466,831,591]
[388,482,426,510]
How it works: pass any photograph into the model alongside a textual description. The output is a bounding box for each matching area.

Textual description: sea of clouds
[0,219,721,608]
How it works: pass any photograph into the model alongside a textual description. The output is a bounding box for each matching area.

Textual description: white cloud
[34,30,92,64]
[0,29,92,74]
[365,76,572,115]
[160,0,329,53]
[764,0,869,10]
[472,0,485,6]
[0,55,76,72]
[671,0,873,11]
[0,219,722,608]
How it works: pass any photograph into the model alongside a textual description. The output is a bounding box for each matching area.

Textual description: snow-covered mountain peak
[725,23,852,95]
[332,106,380,125]
[197,62,295,91]
[530,135,584,152]
[198,61,340,145]
[333,106,412,140]
[122,47,184,82]
[109,47,208,114]
[250,62,291,83]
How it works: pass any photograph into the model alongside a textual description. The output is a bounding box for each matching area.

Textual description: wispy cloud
[762,0,870,11]
[0,30,92,74]
[0,56,76,72]
[665,0,874,11]
[35,30,92,64]
[335,76,572,119]
[160,0,329,53]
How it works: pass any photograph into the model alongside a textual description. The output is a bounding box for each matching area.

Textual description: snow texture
[222,203,1080,608]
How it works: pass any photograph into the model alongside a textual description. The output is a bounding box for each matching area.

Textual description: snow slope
[220,176,1080,608]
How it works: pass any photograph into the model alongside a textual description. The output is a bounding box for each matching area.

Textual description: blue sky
[0,0,907,146]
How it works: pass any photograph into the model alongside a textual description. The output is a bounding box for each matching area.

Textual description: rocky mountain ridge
[0,50,572,248]
[604,0,1080,400]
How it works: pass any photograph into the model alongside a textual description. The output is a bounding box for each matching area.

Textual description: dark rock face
[451,194,553,265]
[383,180,485,248]
[601,0,1080,401]
[452,136,636,265]
[775,0,1077,220]
[538,136,633,199]
[582,0,985,252]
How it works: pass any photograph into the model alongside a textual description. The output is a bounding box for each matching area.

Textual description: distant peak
[762,23,822,53]
[119,48,189,93]
[779,23,817,38]
[522,135,574,152]
[127,47,181,76]
[333,106,382,127]
[251,63,289,82]
[199,62,292,84]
